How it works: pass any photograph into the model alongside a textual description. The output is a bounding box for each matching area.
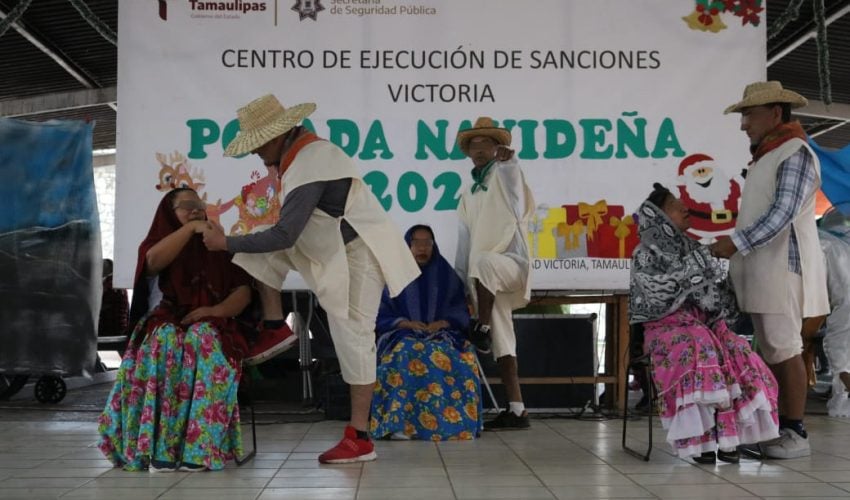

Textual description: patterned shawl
[629,200,737,325]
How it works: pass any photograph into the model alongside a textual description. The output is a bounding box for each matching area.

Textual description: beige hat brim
[223,102,316,157]
[723,89,808,114]
[456,127,512,155]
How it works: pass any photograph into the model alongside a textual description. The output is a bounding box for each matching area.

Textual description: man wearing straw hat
[203,94,419,463]
[710,81,829,458]
[455,117,535,430]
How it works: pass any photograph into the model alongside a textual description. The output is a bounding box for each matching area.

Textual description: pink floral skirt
[644,305,779,457]
[97,319,242,470]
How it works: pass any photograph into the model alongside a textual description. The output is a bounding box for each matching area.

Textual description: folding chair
[294,292,315,402]
[621,323,653,461]
[236,295,314,466]
[236,361,258,466]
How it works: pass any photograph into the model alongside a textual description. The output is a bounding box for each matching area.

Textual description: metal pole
[475,353,501,413]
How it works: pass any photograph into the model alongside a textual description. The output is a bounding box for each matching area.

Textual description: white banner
[116,0,766,290]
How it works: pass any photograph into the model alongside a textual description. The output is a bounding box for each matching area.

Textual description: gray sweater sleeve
[226,182,326,254]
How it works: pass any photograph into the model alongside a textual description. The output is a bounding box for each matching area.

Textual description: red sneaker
[318,425,377,464]
[244,323,297,366]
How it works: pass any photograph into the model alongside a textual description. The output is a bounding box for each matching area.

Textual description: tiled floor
[2,413,850,499]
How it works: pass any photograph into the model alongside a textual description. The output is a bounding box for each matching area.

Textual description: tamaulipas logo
[158,0,269,21]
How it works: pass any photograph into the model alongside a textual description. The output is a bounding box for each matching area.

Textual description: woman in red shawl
[98,188,252,472]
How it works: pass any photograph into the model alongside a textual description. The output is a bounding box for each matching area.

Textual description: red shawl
[751,121,807,164]
[277,129,323,178]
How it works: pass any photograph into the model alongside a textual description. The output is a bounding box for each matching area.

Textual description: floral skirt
[644,306,779,458]
[97,319,242,471]
[370,330,483,441]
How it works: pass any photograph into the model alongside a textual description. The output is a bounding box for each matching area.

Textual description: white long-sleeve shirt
[455,157,534,296]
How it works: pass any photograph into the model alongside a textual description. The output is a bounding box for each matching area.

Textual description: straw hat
[723,81,808,114]
[223,94,316,157]
[456,117,512,155]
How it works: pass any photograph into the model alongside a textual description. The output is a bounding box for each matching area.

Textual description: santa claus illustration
[676,153,744,243]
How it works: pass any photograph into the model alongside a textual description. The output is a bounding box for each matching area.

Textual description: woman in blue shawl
[369,225,483,441]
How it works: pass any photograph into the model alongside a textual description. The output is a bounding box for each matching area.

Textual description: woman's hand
[187,220,210,234]
[425,320,450,332]
[146,221,211,275]
[398,320,428,331]
[181,306,219,325]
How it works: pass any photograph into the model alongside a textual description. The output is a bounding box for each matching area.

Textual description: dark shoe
[468,322,492,354]
[737,443,764,460]
[178,463,207,472]
[244,323,297,366]
[717,449,740,464]
[149,460,178,473]
[692,451,716,464]
[483,410,530,431]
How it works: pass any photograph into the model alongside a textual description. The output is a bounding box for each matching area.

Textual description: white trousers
[327,238,385,384]
[234,237,385,384]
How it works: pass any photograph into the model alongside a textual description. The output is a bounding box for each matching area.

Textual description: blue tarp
[0,119,98,232]
[810,139,850,214]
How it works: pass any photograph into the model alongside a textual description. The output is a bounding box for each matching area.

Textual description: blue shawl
[375,226,470,354]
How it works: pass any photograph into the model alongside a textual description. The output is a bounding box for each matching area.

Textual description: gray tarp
[820,221,850,417]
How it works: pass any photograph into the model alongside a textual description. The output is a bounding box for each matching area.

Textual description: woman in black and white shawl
[629,183,779,463]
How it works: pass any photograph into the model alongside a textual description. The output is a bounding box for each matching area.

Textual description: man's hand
[495,145,515,162]
[709,235,738,259]
[203,220,228,251]
[182,306,218,325]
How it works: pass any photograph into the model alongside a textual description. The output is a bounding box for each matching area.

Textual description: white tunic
[455,158,535,310]
[234,141,420,319]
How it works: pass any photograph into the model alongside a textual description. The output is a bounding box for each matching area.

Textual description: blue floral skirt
[370,330,483,441]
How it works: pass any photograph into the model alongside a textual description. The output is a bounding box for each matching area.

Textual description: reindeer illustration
[155,151,206,193]
[152,151,281,234]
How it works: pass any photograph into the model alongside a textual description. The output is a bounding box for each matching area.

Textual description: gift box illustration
[553,220,587,258]
[562,200,639,258]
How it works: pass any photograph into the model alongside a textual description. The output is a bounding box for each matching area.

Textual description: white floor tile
[738,482,850,497]
[355,487,456,500]
[158,488,262,500]
[643,483,757,499]
[453,485,556,499]
[3,414,850,500]
[0,487,72,499]
[257,487,356,499]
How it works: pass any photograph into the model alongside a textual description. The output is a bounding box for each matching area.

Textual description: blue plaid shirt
[731,148,817,274]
